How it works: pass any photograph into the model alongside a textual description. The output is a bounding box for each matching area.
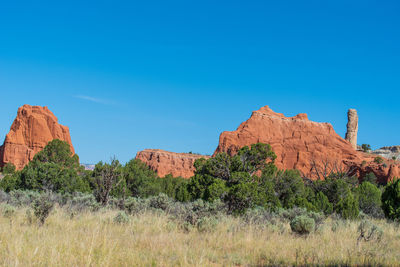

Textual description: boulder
[0,105,74,170]
[135,149,210,178]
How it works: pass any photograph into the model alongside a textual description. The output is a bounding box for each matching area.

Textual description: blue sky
[0,0,399,164]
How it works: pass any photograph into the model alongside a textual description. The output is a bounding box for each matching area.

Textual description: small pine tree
[313,192,333,215]
[336,192,359,219]
[382,179,400,220]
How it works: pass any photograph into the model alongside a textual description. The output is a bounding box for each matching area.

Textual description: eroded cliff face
[0,105,75,169]
[214,106,398,183]
[135,149,210,178]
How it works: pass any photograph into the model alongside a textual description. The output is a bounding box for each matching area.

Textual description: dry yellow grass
[0,207,399,266]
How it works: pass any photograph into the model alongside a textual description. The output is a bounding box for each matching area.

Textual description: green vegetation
[290,215,315,235]
[356,181,383,218]
[1,163,16,175]
[31,192,54,225]
[361,144,371,152]
[0,191,398,266]
[374,156,384,164]
[381,178,400,220]
[0,140,89,193]
[1,140,397,223]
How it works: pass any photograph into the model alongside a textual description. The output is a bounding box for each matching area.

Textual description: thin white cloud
[73,95,114,105]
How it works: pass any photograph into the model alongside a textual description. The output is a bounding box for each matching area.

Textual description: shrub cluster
[1,140,399,222]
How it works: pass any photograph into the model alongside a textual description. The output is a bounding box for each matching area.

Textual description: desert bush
[382,179,400,220]
[363,172,377,185]
[374,157,384,164]
[149,193,173,211]
[32,193,54,225]
[1,204,16,218]
[167,199,225,230]
[8,190,41,206]
[25,209,33,224]
[113,211,130,224]
[290,215,315,235]
[124,197,149,215]
[242,207,277,226]
[0,190,10,203]
[66,192,100,212]
[279,207,324,230]
[330,218,349,232]
[196,216,219,232]
[357,220,383,243]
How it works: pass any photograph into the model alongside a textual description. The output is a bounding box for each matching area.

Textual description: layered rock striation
[372,146,400,161]
[135,149,210,178]
[0,105,74,169]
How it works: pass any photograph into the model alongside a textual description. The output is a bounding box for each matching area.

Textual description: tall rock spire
[345,109,358,150]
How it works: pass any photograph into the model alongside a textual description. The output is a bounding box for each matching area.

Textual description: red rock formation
[214,105,398,183]
[136,149,210,178]
[0,105,74,170]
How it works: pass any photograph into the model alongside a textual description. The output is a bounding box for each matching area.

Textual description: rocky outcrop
[136,149,210,178]
[214,105,398,183]
[372,146,400,161]
[0,105,74,170]
[135,105,398,183]
[345,109,358,150]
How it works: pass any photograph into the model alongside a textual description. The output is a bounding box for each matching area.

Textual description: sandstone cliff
[0,105,75,169]
[214,106,398,183]
[135,149,210,178]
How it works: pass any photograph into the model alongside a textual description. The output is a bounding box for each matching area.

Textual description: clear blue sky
[0,0,399,164]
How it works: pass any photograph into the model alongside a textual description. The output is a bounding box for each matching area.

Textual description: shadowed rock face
[345,109,358,150]
[135,149,210,178]
[0,105,74,170]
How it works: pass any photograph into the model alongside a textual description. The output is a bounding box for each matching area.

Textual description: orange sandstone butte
[0,105,75,170]
[135,149,210,178]
[136,106,399,182]
[214,105,399,183]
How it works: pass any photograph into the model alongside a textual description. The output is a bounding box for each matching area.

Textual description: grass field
[0,206,399,266]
